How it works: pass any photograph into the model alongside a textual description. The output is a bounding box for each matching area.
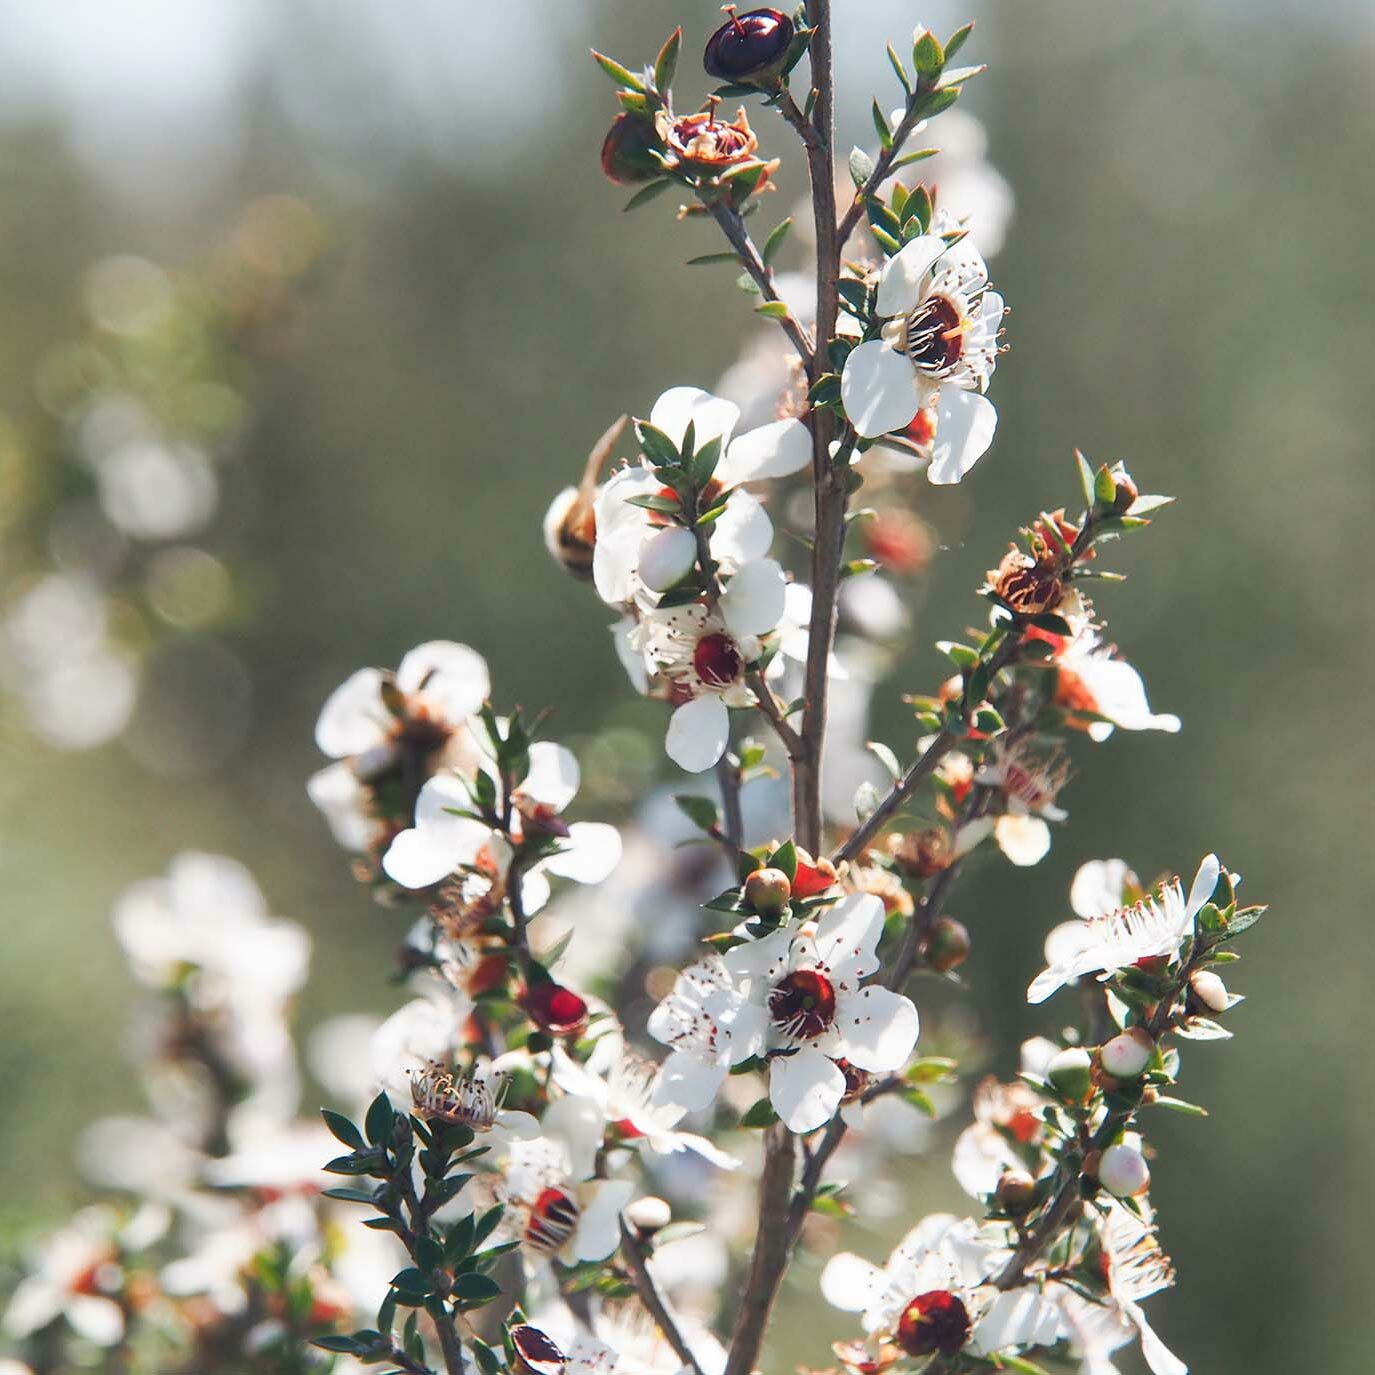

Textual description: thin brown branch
[715,753,745,852]
[619,1220,707,1375]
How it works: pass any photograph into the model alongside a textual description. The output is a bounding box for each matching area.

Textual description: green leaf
[866,740,902,781]
[1093,463,1118,508]
[912,29,944,80]
[1152,1096,1209,1117]
[936,64,985,89]
[635,421,681,468]
[322,1109,365,1151]
[366,1092,396,1146]
[762,216,793,265]
[944,22,975,61]
[871,100,893,151]
[623,180,672,213]
[739,1097,779,1128]
[685,251,740,267]
[848,144,875,187]
[473,1339,505,1375]
[886,42,912,93]
[625,492,681,514]
[767,838,798,881]
[591,50,646,92]
[674,793,720,834]
[452,1273,503,1306]
[324,1151,382,1177]
[936,640,979,670]
[653,27,681,92]
[313,1335,365,1355]
[390,1268,431,1299]
[1075,450,1096,508]
[322,1186,377,1204]
[891,146,939,170]
[756,300,791,319]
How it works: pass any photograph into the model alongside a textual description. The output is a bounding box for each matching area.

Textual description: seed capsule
[600,113,662,184]
[995,1168,1038,1215]
[703,8,795,84]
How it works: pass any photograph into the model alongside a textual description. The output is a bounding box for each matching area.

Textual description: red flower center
[768,969,836,1040]
[896,1290,972,1357]
[693,632,742,689]
[525,1187,580,1254]
[905,293,965,374]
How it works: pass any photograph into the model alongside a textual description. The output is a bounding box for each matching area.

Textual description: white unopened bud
[637,526,697,593]
[1189,969,1229,1014]
[624,1195,672,1237]
[1099,1027,1154,1080]
[1046,1046,1093,1103]
[1098,1142,1151,1197]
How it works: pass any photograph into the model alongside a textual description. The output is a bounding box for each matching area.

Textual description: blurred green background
[0,1,1370,1371]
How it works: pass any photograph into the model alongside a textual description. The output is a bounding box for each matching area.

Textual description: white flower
[951,1055,1052,1199]
[381,738,621,893]
[1027,855,1220,1004]
[839,235,1003,482]
[368,987,474,1109]
[408,1059,541,1145]
[1051,628,1181,740]
[976,739,1071,867]
[821,1214,1062,1360]
[651,894,919,1134]
[309,640,490,850]
[551,1029,740,1170]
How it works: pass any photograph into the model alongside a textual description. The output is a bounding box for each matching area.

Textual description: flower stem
[619,1219,708,1375]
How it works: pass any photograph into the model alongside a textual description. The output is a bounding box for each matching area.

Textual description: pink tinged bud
[1098,1142,1151,1198]
[1190,969,1230,1013]
[744,866,792,916]
[1046,1046,1093,1103]
[638,526,698,593]
[1100,1027,1154,1080]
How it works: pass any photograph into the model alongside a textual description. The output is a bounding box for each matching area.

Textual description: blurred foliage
[0,2,1371,1372]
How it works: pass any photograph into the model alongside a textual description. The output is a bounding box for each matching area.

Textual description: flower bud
[1110,467,1139,513]
[703,8,795,84]
[600,113,662,185]
[744,866,792,916]
[1046,1046,1093,1103]
[925,916,971,973]
[1099,1027,1154,1080]
[888,827,952,879]
[1098,1142,1151,1198]
[623,1195,672,1238]
[995,1168,1038,1215]
[520,981,589,1037]
[1189,969,1229,1014]
[791,848,839,898]
[637,525,698,593]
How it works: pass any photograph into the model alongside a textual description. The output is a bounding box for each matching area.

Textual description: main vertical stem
[726,9,840,1375]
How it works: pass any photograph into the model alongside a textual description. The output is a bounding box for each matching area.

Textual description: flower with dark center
[988,544,1063,616]
[520,981,590,1037]
[903,293,967,376]
[895,1290,971,1357]
[703,8,795,83]
[657,105,763,173]
[768,968,837,1040]
[523,1187,581,1255]
[693,631,743,689]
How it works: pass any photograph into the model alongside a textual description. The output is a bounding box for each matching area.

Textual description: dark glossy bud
[520,981,589,1037]
[925,916,970,972]
[600,113,661,185]
[995,1168,1038,1215]
[703,8,794,84]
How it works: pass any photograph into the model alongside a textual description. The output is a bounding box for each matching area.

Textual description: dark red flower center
[904,293,965,374]
[768,969,836,1040]
[694,632,742,688]
[525,1187,580,1255]
[522,982,589,1035]
[896,1290,971,1357]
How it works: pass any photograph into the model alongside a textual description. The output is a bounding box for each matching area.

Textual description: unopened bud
[1046,1046,1093,1103]
[703,8,795,84]
[995,1168,1038,1215]
[1189,969,1229,1014]
[1099,1027,1154,1080]
[600,113,662,185]
[925,916,970,973]
[637,525,698,593]
[623,1195,672,1238]
[520,982,589,1037]
[744,867,792,916]
[1110,468,1139,513]
[1097,1142,1151,1198]
[888,827,953,879]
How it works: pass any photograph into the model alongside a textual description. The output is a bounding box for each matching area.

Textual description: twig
[715,753,745,851]
[619,1220,707,1375]
[836,98,930,249]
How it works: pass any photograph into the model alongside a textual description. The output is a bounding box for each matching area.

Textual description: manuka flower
[840,233,1003,482]
[1036,625,1181,740]
[650,894,919,1133]
[381,738,621,894]
[408,1060,540,1144]
[308,640,490,855]
[1027,855,1221,1004]
[976,738,1071,867]
[821,1214,1062,1361]
[950,1039,1057,1198]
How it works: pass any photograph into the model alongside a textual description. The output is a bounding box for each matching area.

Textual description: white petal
[1026,964,1073,1005]
[952,1123,1011,1198]
[996,814,1052,867]
[719,418,812,485]
[813,892,885,984]
[769,1047,845,1134]
[876,235,950,317]
[927,387,997,485]
[66,1296,125,1347]
[593,466,658,605]
[543,823,622,884]
[841,340,925,440]
[383,828,463,889]
[720,559,787,638]
[970,1288,1063,1356]
[522,741,580,811]
[711,488,774,566]
[665,696,730,773]
[650,386,740,451]
[653,1050,727,1112]
[543,1093,606,1181]
[1071,859,1133,919]
[611,616,649,695]
[307,762,372,851]
[520,869,551,915]
[820,1252,888,1313]
[835,986,919,1072]
[572,1178,635,1262]
[1132,1306,1188,1375]
[1186,854,1221,919]
[396,640,490,719]
[315,667,387,757]
[638,526,699,593]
